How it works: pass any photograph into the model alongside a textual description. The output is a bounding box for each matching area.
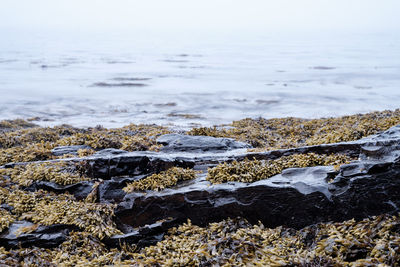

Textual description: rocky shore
[1,110,400,266]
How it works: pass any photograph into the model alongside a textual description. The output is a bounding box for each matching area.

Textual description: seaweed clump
[0,121,170,165]
[207,153,353,184]
[126,214,400,266]
[1,214,399,266]
[0,161,90,186]
[0,208,15,233]
[0,189,121,239]
[0,119,37,132]
[55,124,170,151]
[188,109,400,150]
[123,167,199,192]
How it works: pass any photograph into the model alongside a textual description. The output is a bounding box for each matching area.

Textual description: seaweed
[188,109,400,151]
[123,167,200,192]
[207,153,353,184]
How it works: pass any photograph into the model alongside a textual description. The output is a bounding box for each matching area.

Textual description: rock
[83,152,195,179]
[93,148,128,156]
[104,218,177,248]
[114,125,400,232]
[98,176,145,203]
[25,176,144,203]
[114,167,335,230]
[156,134,251,152]
[0,221,79,249]
[25,180,95,200]
[51,145,92,156]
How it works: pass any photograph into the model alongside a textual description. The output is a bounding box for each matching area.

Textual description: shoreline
[1,109,400,265]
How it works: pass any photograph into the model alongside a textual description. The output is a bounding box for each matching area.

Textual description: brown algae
[0,214,399,266]
[0,208,15,233]
[123,167,200,192]
[0,161,90,187]
[188,109,400,150]
[207,153,353,184]
[0,122,170,165]
[0,189,121,239]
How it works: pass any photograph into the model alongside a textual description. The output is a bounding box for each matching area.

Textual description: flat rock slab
[51,145,92,156]
[25,176,145,203]
[0,221,79,249]
[83,152,195,179]
[104,218,177,248]
[115,157,400,232]
[25,180,95,200]
[157,134,251,152]
[114,125,400,233]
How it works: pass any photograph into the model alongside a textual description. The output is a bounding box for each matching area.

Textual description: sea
[1,29,399,129]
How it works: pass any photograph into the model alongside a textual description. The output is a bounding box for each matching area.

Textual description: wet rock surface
[104,218,177,248]
[0,221,79,249]
[156,133,251,152]
[83,151,195,179]
[25,180,95,200]
[114,125,400,234]
[51,145,92,156]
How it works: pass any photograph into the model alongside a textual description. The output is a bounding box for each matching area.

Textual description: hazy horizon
[1,0,399,34]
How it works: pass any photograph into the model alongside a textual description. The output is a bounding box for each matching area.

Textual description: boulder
[156,134,251,152]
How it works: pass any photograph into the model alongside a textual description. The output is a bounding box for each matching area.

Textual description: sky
[1,0,399,34]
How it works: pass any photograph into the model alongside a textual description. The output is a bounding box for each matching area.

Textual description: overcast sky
[1,0,399,33]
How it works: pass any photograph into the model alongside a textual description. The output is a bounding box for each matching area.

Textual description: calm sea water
[1,29,399,128]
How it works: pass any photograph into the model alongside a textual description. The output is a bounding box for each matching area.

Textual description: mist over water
[1,29,400,128]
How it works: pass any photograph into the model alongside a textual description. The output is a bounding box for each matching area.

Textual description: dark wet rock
[25,180,95,200]
[0,204,14,212]
[104,218,177,248]
[0,221,79,249]
[115,160,400,231]
[24,176,143,202]
[51,145,92,156]
[98,176,145,203]
[156,134,252,152]
[115,168,336,230]
[90,82,148,87]
[83,152,195,179]
[93,148,128,156]
[114,125,400,233]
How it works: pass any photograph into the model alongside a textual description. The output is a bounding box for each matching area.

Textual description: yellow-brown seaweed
[1,214,399,266]
[207,153,353,184]
[188,109,400,151]
[123,167,200,192]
